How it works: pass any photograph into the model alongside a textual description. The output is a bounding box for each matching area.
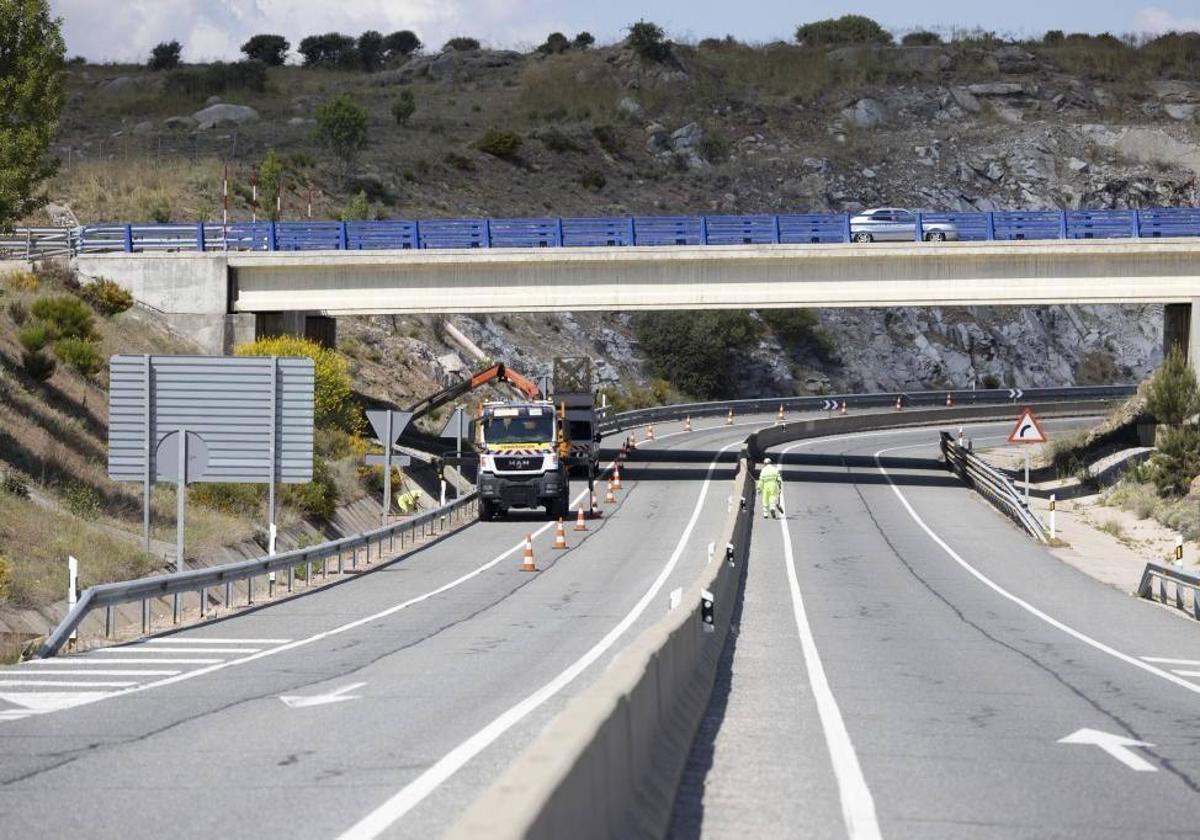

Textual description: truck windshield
[483,414,555,444]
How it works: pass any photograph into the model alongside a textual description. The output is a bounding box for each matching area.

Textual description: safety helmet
[763,457,772,464]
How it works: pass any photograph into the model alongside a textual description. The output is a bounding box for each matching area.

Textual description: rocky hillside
[32,32,1200,400]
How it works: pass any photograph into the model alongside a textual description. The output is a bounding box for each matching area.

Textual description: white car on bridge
[850,207,960,242]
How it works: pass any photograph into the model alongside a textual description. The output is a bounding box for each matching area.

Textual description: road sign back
[1008,408,1048,444]
[366,410,412,446]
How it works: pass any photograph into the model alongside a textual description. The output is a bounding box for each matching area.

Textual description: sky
[50,0,1200,63]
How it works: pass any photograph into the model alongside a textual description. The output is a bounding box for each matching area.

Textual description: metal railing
[940,432,1049,542]
[39,492,478,658]
[1137,563,1200,620]
[6,207,1200,259]
[599,385,1135,434]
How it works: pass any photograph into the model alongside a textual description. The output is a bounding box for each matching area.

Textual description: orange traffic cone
[613,465,623,490]
[629,434,637,450]
[945,393,953,407]
[574,506,588,531]
[519,534,537,572]
[726,408,734,426]
[591,490,602,518]
[646,425,655,441]
[684,415,692,432]
[895,396,903,412]
[553,518,567,549]
[777,404,785,423]
[840,400,848,415]
[605,479,616,504]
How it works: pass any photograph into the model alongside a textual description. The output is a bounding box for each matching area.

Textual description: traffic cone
[519,534,537,572]
[945,393,953,407]
[684,415,692,432]
[726,408,734,426]
[613,465,623,490]
[895,396,903,412]
[629,434,637,450]
[553,518,567,549]
[591,490,602,518]
[646,425,655,441]
[605,479,616,504]
[777,404,785,423]
[575,506,588,531]
[840,401,848,415]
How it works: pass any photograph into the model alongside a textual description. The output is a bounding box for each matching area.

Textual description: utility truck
[476,400,572,520]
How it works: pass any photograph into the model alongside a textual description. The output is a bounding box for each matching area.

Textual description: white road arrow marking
[279,682,366,709]
[1058,728,1157,772]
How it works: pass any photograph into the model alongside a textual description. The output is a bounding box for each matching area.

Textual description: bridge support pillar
[1163,301,1200,369]
[254,312,337,349]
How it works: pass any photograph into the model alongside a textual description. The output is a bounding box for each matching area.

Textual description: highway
[672,419,1200,839]
[0,417,767,839]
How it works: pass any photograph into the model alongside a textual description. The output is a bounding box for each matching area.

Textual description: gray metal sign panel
[108,355,314,484]
[366,409,411,446]
[439,408,471,440]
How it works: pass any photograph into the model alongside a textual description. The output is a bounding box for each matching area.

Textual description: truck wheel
[480,499,497,521]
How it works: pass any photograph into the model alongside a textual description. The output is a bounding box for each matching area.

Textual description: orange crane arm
[407,362,542,422]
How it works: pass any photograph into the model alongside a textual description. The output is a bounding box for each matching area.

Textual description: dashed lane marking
[0,680,138,688]
[143,638,292,645]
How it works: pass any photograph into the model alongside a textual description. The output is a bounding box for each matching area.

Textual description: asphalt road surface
[0,416,771,840]
[674,419,1200,839]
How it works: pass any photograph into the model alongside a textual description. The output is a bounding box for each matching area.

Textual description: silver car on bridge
[849,208,959,242]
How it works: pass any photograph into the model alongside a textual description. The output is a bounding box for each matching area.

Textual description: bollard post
[1049,494,1057,540]
[248,575,255,605]
[1176,535,1184,567]
[173,593,180,625]
[200,586,207,617]
[67,556,78,647]
[105,605,114,639]
[225,580,232,609]
[142,598,150,634]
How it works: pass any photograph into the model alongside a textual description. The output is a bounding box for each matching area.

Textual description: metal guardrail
[599,385,1135,434]
[1137,563,1200,620]
[38,492,478,658]
[6,207,1200,259]
[940,432,1049,542]
[0,227,75,260]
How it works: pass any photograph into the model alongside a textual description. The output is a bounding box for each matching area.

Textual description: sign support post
[176,427,187,574]
[382,410,393,522]
[143,354,152,553]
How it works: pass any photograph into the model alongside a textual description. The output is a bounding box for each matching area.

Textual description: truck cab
[476,401,572,520]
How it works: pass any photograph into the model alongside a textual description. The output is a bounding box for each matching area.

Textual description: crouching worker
[756,457,783,519]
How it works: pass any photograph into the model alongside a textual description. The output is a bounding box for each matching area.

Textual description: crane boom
[405,362,542,422]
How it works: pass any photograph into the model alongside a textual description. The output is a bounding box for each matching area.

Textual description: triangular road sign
[366,410,411,447]
[439,407,471,440]
[1008,407,1048,444]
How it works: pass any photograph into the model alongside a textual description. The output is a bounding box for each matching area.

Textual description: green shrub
[53,337,103,378]
[21,349,55,381]
[3,270,39,292]
[391,90,416,126]
[476,127,522,158]
[1147,346,1199,426]
[626,20,671,62]
[698,131,730,163]
[444,151,476,171]
[2,471,29,498]
[340,190,370,221]
[580,169,606,191]
[981,374,1001,390]
[1150,426,1200,496]
[235,335,360,434]
[795,15,892,48]
[64,481,102,520]
[148,40,181,71]
[445,37,481,51]
[282,459,338,519]
[190,483,263,517]
[573,32,595,49]
[1043,30,1065,45]
[241,34,289,65]
[592,124,622,155]
[538,32,571,55]
[0,556,9,601]
[314,94,369,183]
[634,311,761,399]
[902,31,941,46]
[538,127,580,153]
[760,309,834,358]
[79,278,133,315]
[17,322,50,352]
[29,295,97,341]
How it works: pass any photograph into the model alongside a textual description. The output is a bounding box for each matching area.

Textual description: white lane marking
[8,670,182,677]
[0,680,137,688]
[779,442,882,840]
[335,441,741,840]
[1058,728,1157,772]
[7,418,766,723]
[95,647,261,654]
[1142,657,1200,666]
[280,682,366,709]
[143,638,291,644]
[1170,670,1200,677]
[872,442,1200,698]
[0,692,114,712]
[28,658,224,665]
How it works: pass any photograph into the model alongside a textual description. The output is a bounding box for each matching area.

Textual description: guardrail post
[1058,211,1068,239]
[1132,210,1141,238]
[268,222,277,252]
[842,213,851,242]
[699,215,709,245]
[287,564,294,592]
[225,580,232,608]
[413,219,422,249]
[985,212,995,240]
[197,222,206,252]
[142,598,149,634]
[172,593,180,624]
[248,575,255,605]
[628,216,636,246]
[122,224,133,253]
[772,214,781,244]
[555,217,564,247]
[483,218,492,248]
[105,606,113,638]
[338,222,348,250]
[199,587,207,617]
[337,546,343,575]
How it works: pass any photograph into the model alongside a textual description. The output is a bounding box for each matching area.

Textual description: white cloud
[1133,7,1200,35]
[52,0,566,62]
